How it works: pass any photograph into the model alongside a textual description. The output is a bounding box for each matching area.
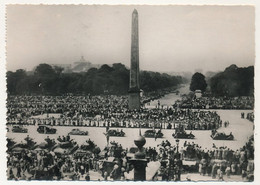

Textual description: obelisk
[129,9,140,110]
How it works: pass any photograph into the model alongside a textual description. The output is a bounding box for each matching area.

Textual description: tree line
[210,64,254,97]
[7,63,184,96]
[189,64,254,97]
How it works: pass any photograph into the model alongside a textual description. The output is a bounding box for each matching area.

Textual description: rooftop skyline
[6,5,255,73]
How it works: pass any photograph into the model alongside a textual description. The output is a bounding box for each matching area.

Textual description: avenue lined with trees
[7,63,184,96]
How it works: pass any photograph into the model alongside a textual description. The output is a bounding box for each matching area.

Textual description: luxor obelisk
[129,9,140,110]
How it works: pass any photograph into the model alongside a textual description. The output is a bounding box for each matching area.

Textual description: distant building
[52,56,101,73]
[51,64,71,73]
[71,56,95,72]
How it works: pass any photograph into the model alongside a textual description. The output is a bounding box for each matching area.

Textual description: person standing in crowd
[225,165,231,178]
[110,164,121,181]
[85,172,90,181]
[217,167,224,181]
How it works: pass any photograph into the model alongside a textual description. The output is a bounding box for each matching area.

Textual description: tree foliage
[210,65,254,97]
[190,72,207,92]
[7,63,184,95]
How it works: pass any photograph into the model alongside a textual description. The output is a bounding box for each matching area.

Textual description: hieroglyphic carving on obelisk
[129,9,141,110]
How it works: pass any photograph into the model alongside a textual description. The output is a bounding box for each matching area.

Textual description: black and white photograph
[3,4,257,182]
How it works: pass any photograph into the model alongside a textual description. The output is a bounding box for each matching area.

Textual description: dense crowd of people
[241,112,254,123]
[6,134,254,181]
[174,95,254,110]
[6,93,255,181]
[157,136,254,181]
[7,95,223,131]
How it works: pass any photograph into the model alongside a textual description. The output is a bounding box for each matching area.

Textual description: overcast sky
[6,5,255,73]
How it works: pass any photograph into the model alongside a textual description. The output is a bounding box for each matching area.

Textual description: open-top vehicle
[211,130,234,140]
[52,139,79,155]
[68,129,88,135]
[172,130,195,139]
[172,125,195,139]
[37,125,56,134]
[12,126,28,133]
[10,136,36,151]
[144,129,163,138]
[80,139,96,151]
[107,129,125,137]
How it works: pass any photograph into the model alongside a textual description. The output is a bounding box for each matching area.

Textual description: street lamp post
[176,139,180,153]
[175,139,181,181]
[168,148,175,181]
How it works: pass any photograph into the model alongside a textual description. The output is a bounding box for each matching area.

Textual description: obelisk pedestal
[129,9,141,110]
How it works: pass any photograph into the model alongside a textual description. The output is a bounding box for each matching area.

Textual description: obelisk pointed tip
[133,9,138,14]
